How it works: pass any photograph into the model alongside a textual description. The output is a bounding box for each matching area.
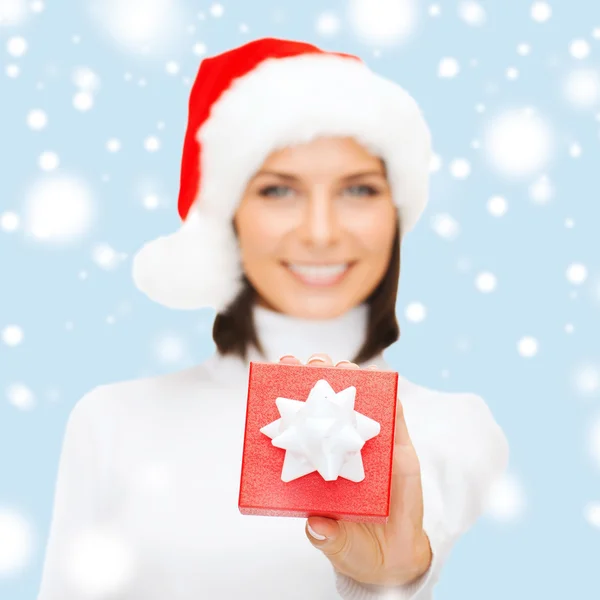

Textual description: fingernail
[279,355,295,362]
[307,356,326,364]
[307,522,327,540]
[335,360,351,367]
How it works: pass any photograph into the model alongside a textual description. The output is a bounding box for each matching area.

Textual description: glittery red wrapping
[238,362,398,523]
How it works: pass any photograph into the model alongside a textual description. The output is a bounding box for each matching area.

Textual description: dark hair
[212,217,402,364]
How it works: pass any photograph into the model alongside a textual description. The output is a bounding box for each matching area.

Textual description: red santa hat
[132,37,432,311]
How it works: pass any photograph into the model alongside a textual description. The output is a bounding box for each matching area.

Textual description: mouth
[282,261,355,287]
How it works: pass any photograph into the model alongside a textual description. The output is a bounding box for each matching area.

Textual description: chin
[278,296,359,321]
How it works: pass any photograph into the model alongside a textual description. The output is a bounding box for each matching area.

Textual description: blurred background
[1,0,599,597]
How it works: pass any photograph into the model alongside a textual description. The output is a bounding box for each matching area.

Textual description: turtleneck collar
[249,303,369,364]
[203,302,390,384]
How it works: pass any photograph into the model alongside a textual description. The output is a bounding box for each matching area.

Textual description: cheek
[236,206,289,261]
[346,210,397,256]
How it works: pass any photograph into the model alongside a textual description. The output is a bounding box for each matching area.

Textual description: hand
[279,353,432,587]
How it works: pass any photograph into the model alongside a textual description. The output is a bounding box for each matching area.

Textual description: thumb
[305,516,348,556]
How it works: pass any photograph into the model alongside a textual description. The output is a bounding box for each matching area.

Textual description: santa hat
[132,37,432,311]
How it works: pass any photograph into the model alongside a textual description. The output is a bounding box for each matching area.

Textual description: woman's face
[234,136,398,319]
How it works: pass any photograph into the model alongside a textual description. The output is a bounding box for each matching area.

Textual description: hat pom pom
[132,211,243,311]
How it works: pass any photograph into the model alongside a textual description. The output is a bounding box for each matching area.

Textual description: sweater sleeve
[333,393,510,599]
[37,389,104,600]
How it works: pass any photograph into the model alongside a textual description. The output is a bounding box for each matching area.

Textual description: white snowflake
[517,43,531,56]
[144,136,160,152]
[483,109,553,178]
[428,4,441,17]
[458,1,486,26]
[566,263,588,285]
[405,302,427,323]
[0,211,20,232]
[431,213,460,240]
[90,0,183,55]
[7,35,27,56]
[584,502,600,529]
[449,158,471,179]
[438,57,460,78]
[193,41,207,56]
[506,67,519,80]
[73,91,94,111]
[569,39,591,60]
[573,363,600,396]
[0,0,27,26]
[155,334,187,364]
[6,383,35,410]
[31,0,44,13]
[24,175,94,243]
[517,336,538,358]
[209,2,224,18]
[529,174,554,204]
[589,416,600,467]
[487,195,508,217]
[564,68,600,109]
[26,109,47,130]
[72,67,100,92]
[5,64,19,77]
[348,0,417,46]
[38,151,59,171]
[92,243,124,271]
[531,2,552,23]
[475,272,497,293]
[106,138,121,152]
[485,472,526,522]
[316,11,340,36]
[142,194,160,210]
[1,325,23,346]
[569,142,582,158]
[0,508,34,575]
[165,60,180,75]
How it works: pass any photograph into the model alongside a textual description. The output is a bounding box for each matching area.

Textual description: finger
[305,517,349,559]
[367,364,378,370]
[307,353,333,366]
[335,360,360,369]
[279,355,301,365]
[394,397,413,449]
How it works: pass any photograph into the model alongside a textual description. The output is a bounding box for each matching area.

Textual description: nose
[298,186,341,248]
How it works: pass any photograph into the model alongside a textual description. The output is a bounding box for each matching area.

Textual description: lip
[282,261,356,287]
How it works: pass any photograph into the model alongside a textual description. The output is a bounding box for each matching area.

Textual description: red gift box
[238,362,399,524]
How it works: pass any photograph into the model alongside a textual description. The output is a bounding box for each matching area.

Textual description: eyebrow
[252,170,386,182]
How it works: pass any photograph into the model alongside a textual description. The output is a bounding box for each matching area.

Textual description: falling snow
[0,508,34,575]
[348,0,417,46]
[485,473,526,522]
[439,57,460,78]
[484,109,554,178]
[24,176,94,243]
[405,302,427,323]
[518,336,539,358]
[316,11,340,37]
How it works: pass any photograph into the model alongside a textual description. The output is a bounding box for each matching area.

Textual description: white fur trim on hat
[132,210,242,311]
[197,54,432,230]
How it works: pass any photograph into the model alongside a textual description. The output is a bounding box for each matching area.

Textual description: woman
[38,38,509,599]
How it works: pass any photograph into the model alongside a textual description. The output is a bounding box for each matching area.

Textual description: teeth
[288,264,349,279]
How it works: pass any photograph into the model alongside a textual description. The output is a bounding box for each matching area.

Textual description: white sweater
[38,304,509,600]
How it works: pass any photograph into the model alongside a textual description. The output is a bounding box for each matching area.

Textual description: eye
[258,185,296,198]
[344,184,380,197]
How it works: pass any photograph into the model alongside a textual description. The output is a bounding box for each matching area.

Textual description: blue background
[1,0,599,598]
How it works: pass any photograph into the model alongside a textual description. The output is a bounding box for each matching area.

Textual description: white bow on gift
[259,379,381,483]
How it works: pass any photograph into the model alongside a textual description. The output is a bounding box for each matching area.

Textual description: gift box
[238,361,399,524]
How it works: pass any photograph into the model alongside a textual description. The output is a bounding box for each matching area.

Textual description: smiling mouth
[282,262,355,287]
